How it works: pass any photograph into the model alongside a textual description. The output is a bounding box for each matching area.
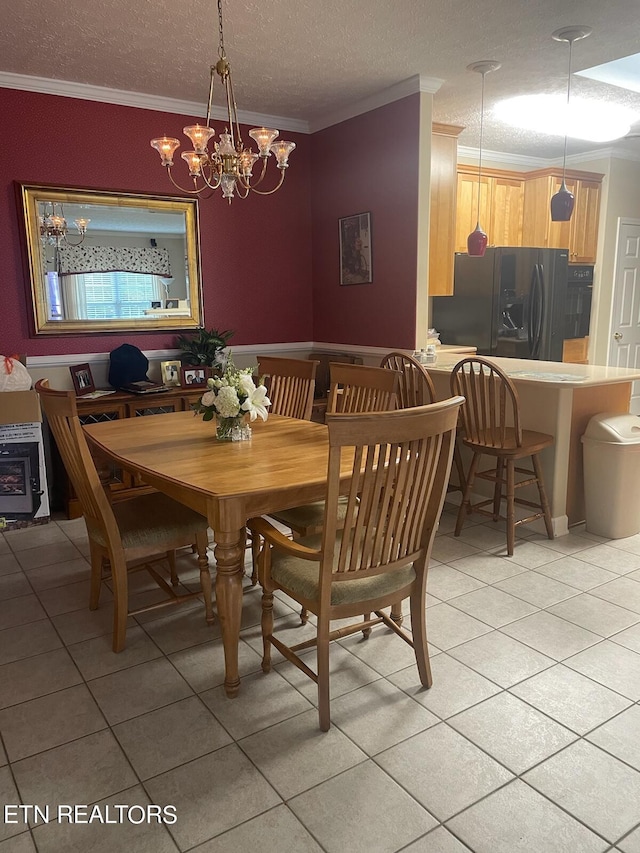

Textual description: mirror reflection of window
[58,272,166,320]
[46,271,63,320]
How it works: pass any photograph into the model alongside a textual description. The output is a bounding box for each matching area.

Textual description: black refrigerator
[432,247,569,361]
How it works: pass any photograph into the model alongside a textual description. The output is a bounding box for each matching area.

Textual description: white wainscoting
[26,341,396,390]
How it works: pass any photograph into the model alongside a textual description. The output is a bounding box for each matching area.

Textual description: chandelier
[39,204,90,248]
[150,0,295,203]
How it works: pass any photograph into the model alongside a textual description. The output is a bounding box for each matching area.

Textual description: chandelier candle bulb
[183,124,215,153]
[150,137,181,167]
[249,127,280,155]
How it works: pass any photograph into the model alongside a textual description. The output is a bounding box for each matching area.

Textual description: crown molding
[0,71,310,135]
[460,142,640,168]
[458,146,549,169]
[309,74,444,134]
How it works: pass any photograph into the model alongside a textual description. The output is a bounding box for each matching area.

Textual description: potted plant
[175,327,234,370]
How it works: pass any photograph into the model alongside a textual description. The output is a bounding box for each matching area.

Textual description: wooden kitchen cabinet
[57,387,204,518]
[489,175,525,247]
[522,168,602,263]
[454,170,491,254]
[429,123,463,296]
[454,164,602,263]
[563,337,589,364]
[455,166,524,253]
[570,179,601,263]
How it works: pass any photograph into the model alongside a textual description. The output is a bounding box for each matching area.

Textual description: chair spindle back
[450,358,523,447]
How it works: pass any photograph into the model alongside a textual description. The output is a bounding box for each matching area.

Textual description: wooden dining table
[83,411,352,698]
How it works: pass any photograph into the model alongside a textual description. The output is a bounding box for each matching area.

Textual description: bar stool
[380,351,466,495]
[450,357,555,555]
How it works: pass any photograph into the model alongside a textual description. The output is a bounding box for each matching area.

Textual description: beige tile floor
[1,506,640,852]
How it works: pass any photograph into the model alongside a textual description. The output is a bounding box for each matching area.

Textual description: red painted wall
[1,87,312,357]
[311,95,421,350]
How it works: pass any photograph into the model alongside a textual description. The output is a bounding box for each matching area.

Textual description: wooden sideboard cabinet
[58,387,204,518]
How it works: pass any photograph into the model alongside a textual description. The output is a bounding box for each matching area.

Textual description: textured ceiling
[5,0,640,160]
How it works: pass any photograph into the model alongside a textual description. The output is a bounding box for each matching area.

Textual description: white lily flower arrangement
[193,355,271,424]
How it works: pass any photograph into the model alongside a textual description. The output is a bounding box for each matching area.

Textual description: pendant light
[466,61,501,256]
[550,26,592,222]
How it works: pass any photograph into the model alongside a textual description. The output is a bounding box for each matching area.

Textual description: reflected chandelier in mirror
[19,184,203,335]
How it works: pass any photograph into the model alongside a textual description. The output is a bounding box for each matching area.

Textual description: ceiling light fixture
[493,95,634,142]
[39,203,90,248]
[550,26,592,222]
[150,0,295,203]
[467,60,501,257]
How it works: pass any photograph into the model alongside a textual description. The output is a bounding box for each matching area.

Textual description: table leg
[214,528,245,698]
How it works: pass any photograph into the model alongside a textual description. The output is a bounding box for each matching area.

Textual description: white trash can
[581,412,640,538]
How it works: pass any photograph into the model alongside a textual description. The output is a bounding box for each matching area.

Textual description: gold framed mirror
[19,184,203,335]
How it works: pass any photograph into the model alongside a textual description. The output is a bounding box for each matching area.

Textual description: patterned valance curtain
[57,246,171,277]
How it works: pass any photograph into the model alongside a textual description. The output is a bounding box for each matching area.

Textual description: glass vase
[215,416,252,442]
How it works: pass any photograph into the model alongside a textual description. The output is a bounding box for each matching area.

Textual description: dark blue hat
[108,344,150,390]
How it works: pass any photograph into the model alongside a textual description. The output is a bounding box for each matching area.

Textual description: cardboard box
[0,391,50,531]
[0,390,42,425]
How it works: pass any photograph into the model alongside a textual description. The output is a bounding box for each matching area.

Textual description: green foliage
[175,327,234,367]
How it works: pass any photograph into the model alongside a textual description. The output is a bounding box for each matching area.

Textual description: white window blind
[78,272,163,319]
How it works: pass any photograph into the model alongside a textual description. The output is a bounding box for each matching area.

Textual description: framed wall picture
[160,360,181,386]
[339,212,372,285]
[180,366,209,387]
[69,363,95,396]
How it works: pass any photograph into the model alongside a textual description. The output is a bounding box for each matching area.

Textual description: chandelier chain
[217,0,226,60]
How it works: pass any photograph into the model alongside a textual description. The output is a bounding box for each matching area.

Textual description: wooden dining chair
[257,355,319,421]
[449,357,555,555]
[248,356,319,573]
[379,350,437,407]
[380,350,466,494]
[35,379,213,652]
[250,362,400,593]
[248,396,464,730]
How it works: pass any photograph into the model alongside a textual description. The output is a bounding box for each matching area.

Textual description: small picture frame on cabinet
[160,360,182,387]
[180,366,209,387]
[70,363,96,396]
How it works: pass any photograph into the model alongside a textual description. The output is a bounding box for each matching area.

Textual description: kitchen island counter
[426,355,640,533]
[428,354,640,389]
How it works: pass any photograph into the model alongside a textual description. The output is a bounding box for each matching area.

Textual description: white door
[609,220,640,413]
